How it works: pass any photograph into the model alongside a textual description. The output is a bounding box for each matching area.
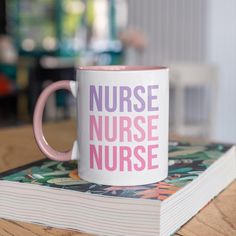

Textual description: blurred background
[0,0,235,143]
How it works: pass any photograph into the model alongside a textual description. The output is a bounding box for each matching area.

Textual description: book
[0,142,235,236]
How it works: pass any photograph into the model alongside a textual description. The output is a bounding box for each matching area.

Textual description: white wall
[206,0,236,142]
[127,0,206,64]
[127,0,236,142]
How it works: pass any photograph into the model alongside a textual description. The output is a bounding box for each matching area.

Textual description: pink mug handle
[33,80,78,161]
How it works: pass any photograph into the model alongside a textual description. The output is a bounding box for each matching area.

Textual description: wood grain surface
[0,120,235,236]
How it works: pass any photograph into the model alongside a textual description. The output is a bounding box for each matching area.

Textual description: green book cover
[0,142,233,201]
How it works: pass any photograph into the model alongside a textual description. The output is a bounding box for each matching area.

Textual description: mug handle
[33,80,78,161]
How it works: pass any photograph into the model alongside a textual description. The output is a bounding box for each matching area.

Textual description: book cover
[0,142,232,201]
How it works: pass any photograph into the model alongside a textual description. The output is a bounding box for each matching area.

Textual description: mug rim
[78,65,168,71]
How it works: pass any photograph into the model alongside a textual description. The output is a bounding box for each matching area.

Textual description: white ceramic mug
[33,66,169,186]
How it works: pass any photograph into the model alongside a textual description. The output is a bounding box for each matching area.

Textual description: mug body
[76,66,169,185]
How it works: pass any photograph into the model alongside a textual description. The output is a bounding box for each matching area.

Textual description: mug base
[79,172,168,186]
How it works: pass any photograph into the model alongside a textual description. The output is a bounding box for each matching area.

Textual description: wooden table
[0,120,235,236]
